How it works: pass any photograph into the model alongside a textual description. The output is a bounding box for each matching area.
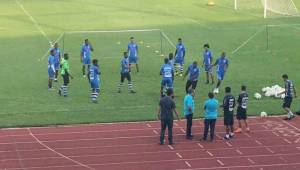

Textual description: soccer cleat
[179,73,183,77]
[83,75,86,78]
[54,79,58,82]
[229,133,234,138]
[223,135,230,140]
[234,128,242,133]
[58,89,62,96]
[213,88,219,94]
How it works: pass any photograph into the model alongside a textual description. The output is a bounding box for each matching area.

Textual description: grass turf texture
[0,0,299,127]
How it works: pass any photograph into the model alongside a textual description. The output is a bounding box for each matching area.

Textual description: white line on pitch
[247,158,255,164]
[185,161,192,167]
[206,151,214,157]
[176,153,183,159]
[217,159,224,166]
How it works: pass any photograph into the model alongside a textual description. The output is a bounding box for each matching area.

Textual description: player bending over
[221,87,236,140]
[58,53,73,97]
[160,58,174,97]
[278,74,297,120]
[81,39,94,78]
[47,49,56,90]
[235,85,249,133]
[128,37,139,72]
[211,52,229,94]
[183,61,200,94]
[174,38,186,76]
[118,52,136,93]
[88,59,101,103]
[203,44,214,84]
[52,42,61,82]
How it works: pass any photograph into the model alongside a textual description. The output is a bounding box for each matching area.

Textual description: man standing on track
[183,88,195,140]
[157,88,180,145]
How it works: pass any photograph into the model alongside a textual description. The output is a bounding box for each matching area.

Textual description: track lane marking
[216,159,224,166]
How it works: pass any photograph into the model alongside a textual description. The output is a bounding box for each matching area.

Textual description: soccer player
[184,89,195,140]
[221,87,236,140]
[160,58,174,97]
[47,49,56,90]
[235,85,249,133]
[81,39,94,78]
[174,38,186,76]
[58,53,73,97]
[127,37,139,72]
[53,42,61,82]
[278,74,297,120]
[168,53,175,82]
[211,52,229,94]
[183,61,200,94]
[118,52,136,93]
[203,44,214,84]
[88,59,101,103]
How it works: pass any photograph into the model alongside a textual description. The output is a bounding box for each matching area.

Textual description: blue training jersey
[175,43,185,59]
[187,64,200,81]
[203,50,212,66]
[128,43,138,58]
[89,65,100,83]
[121,57,130,73]
[53,48,61,64]
[285,80,294,97]
[81,44,92,59]
[160,64,173,79]
[215,57,229,73]
[48,55,55,71]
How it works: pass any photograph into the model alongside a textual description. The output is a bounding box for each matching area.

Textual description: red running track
[1,116,300,170]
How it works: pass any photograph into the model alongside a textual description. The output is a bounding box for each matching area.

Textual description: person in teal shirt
[202,92,219,141]
[184,89,195,140]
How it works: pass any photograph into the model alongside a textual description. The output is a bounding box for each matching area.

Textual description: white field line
[27,128,96,170]
[267,23,300,27]
[66,29,161,34]
[231,27,264,54]
[161,31,176,48]
[39,32,64,61]
[15,0,51,43]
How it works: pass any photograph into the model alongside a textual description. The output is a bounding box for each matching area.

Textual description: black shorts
[62,74,69,85]
[282,97,293,108]
[224,112,234,126]
[236,107,247,120]
[121,72,131,82]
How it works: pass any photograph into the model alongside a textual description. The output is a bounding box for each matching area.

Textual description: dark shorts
[236,107,247,120]
[121,72,131,82]
[224,112,234,126]
[282,96,293,108]
[62,74,69,85]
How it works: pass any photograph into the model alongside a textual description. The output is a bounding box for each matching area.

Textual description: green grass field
[0,0,300,128]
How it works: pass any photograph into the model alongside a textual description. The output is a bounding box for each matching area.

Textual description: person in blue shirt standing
[127,37,139,72]
[203,44,214,85]
[174,38,186,77]
[160,58,174,97]
[118,52,136,93]
[48,49,56,90]
[202,92,219,141]
[88,59,101,103]
[52,42,61,82]
[81,39,94,78]
[211,52,229,94]
[183,89,195,140]
[183,61,200,94]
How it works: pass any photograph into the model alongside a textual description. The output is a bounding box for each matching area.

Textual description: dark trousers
[185,80,198,93]
[203,119,216,140]
[160,118,173,143]
[185,114,193,137]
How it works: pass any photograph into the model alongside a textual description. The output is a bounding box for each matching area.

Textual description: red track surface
[1,116,300,170]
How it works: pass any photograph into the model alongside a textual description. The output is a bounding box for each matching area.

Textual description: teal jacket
[204,98,219,119]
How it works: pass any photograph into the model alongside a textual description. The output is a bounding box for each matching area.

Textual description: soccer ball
[254,93,262,99]
[260,112,267,117]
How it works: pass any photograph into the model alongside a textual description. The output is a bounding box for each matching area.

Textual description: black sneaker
[130,90,136,93]
[168,142,174,145]
[223,136,230,140]
[186,135,194,140]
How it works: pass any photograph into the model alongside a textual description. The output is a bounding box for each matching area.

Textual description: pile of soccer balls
[254,85,285,100]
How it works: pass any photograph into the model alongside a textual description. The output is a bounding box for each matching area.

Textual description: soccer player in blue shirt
[278,74,297,120]
[183,89,195,140]
[211,52,229,94]
[183,61,200,94]
[118,52,136,93]
[127,37,139,72]
[52,42,61,82]
[88,59,101,103]
[47,49,56,90]
[81,39,94,78]
[203,44,214,84]
[174,38,186,76]
[160,58,174,97]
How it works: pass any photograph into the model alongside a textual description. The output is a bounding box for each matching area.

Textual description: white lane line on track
[176,152,183,159]
[266,147,275,154]
[197,143,204,149]
[225,142,232,147]
[247,158,255,164]
[152,130,158,135]
[236,149,243,155]
[168,145,174,150]
[216,159,224,166]
[206,151,214,157]
[184,161,192,167]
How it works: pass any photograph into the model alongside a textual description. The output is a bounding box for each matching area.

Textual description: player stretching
[128,37,139,72]
[278,74,297,120]
[47,49,56,90]
[58,53,73,97]
[212,52,229,94]
[88,59,101,103]
[53,42,61,82]
[235,85,249,133]
[118,52,136,93]
[221,87,236,140]
[174,38,186,76]
[81,39,94,78]
[183,61,200,94]
[203,44,214,84]
[160,58,174,97]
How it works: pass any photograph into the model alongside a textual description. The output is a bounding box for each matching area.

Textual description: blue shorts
[204,65,212,73]
[90,80,100,89]
[129,57,138,64]
[48,68,55,80]
[217,71,225,80]
[161,78,173,88]
[175,58,184,65]
[82,57,91,65]
[55,62,60,70]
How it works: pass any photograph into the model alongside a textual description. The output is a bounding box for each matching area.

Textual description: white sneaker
[213,88,219,94]
[83,75,86,78]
